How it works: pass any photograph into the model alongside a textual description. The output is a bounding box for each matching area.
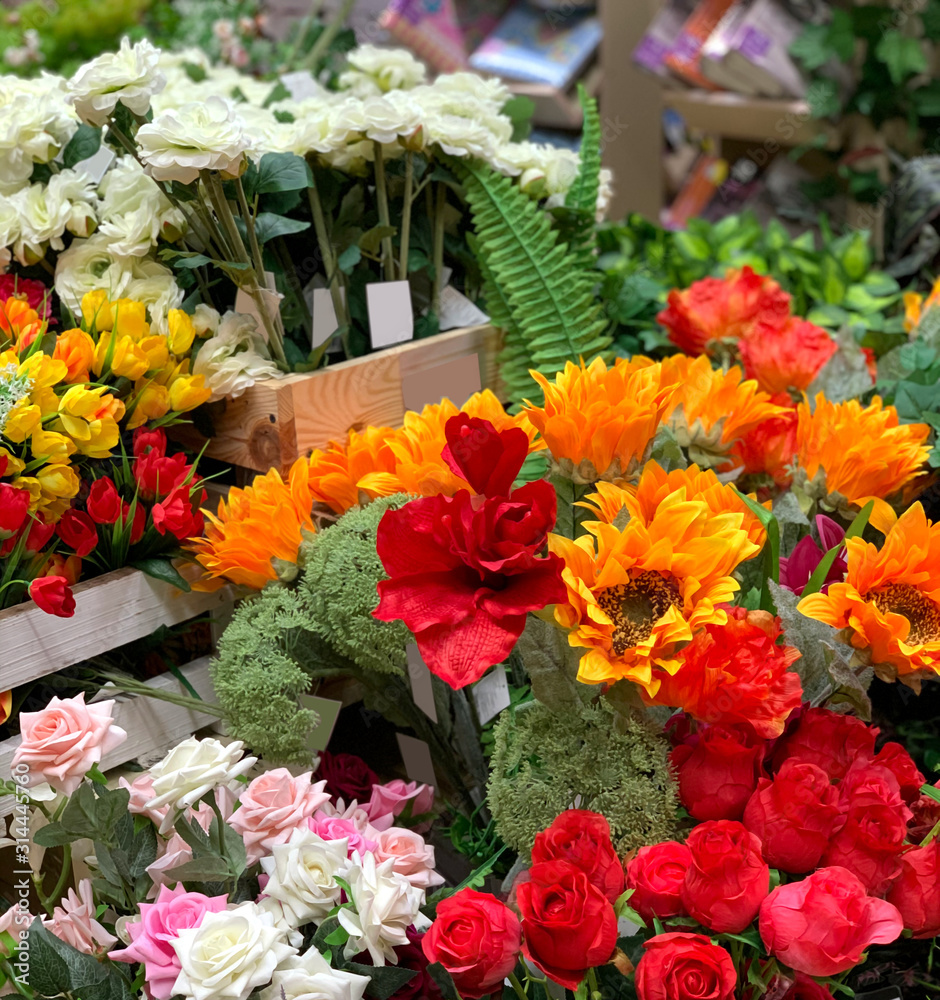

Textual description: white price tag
[72,145,116,183]
[308,286,346,348]
[396,733,437,787]
[406,642,438,723]
[472,667,511,725]
[367,280,414,348]
[438,285,490,331]
[279,71,322,101]
[234,270,281,342]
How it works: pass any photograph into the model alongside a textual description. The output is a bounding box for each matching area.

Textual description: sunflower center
[598,571,682,655]
[869,583,940,645]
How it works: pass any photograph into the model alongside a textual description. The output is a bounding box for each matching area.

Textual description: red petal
[375,498,461,576]
[416,610,526,689]
[480,560,567,617]
[375,569,479,630]
[442,414,528,497]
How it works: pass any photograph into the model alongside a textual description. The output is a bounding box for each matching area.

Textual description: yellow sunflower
[798,503,940,684]
[550,484,761,693]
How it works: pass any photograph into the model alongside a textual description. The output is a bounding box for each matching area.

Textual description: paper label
[308,286,347,348]
[279,70,321,101]
[72,145,116,183]
[298,694,343,753]
[396,733,437,787]
[401,353,481,412]
[438,285,490,331]
[234,270,281,342]
[366,280,414,349]
[472,667,511,725]
[406,642,438,723]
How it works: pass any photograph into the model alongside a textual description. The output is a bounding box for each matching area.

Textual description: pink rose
[373,827,446,890]
[308,815,377,857]
[119,773,169,828]
[110,885,227,1000]
[13,693,127,794]
[0,902,31,951]
[42,880,117,956]
[367,780,435,831]
[228,769,330,865]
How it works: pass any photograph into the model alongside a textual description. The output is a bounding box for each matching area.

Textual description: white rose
[433,72,511,113]
[126,257,185,335]
[54,233,133,315]
[260,948,368,1000]
[146,736,257,832]
[171,901,296,1000]
[68,37,165,127]
[338,852,424,966]
[0,197,20,260]
[192,310,280,400]
[193,302,221,338]
[137,96,252,183]
[358,95,421,146]
[258,827,348,929]
[98,156,185,256]
[544,147,581,197]
[338,45,427,99]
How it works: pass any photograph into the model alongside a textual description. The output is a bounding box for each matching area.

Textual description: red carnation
[29,575,76,617]
[531,809,624,903]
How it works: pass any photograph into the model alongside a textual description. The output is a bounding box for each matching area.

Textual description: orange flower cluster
[0,297,46,351]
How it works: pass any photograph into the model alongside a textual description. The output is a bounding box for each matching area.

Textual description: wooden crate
[0,567,233,691]
[183,324,504,473]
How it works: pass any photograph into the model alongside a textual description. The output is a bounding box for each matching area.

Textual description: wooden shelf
[509,63,603,131]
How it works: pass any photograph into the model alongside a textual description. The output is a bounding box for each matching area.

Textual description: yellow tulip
[19,352,68,390]
[0,447,26,476]
[167,310,196,356]
[3,401,41,443]
[31,428,77,464]
[169,374,212,412]
[127,380,170,429]
[139,334,170,374]
[112,299,149,342]
[94,331,149,381]
[56,385,125,458]
[81,290,113,331]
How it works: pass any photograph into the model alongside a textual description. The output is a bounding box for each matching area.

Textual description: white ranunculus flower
[146,736,257,832]
[126,258,184,335]
[50,168,98,236]
[54,233,134,316]
[0,197,20,261]
[171,901,296,1000]
[433,71,511,113]
[544,147,581,197]
[259,948,369,1000]
[192,310,280,400]
[338,852,424,966]
[321,141,373,175]
[338,45,427,98]
[193,303,221,338]
[68,37,165,127]
[137,96,252,183]
[358,95,421,146]
[98,156,185,256]
[258,827,348,929]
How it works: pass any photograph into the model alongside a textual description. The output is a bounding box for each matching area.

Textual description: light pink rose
[42,880,117,956]
[120,773,169,828]
[228,770,330,865]
[13,694,127,795]
[308,815,377,857]
[367,780,435,832]
[373,827,445,890]
[109,884,227,1000]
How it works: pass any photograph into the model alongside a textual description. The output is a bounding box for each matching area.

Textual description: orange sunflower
[522,356,677,483]
[549,484,761,692]
[903,277,940,333]
[798,503,940,683]
[793,394,931,511]
[661,354,788,468]
[307,425,402,515]
[189,458,316,589]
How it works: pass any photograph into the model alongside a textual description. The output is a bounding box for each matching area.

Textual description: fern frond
[563,84,602,260]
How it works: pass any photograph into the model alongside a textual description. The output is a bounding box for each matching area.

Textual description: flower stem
[398,150,414,280]
[0,959,34,999]
[508,972,528,1000]
[90,670,226,718]
[208,793,227,860]
[431,182,446,318]
[306,172,348,338]
[303,0,356,70]
[587,967,602,1000]
[42,843,72,913]
[923,816,940,847]
[372,141,396,282]
[235,176,268,292]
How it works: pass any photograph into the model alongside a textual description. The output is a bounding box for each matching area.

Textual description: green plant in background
[597,212,908,359]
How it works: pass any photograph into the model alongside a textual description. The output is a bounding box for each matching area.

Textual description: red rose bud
[421,888,521,999]
[29,575,76,617]
[634,933,735,1000]
[516,860,618,991]
[315,751,379,803]
[441,414,529,498]
[87,478,123,525]
[56,509,98,557]
[759,867,902,978]
[624,842,692,926]
[531,809,624,903]
[772,706,876,780]
[681,820,769,934]
[132,426,167,459]
[885,839,940,939]
[743,759,842,874]
[872,741,926,804]
[672,724,764,821]
[0,483,29,539]
[23,516,55,555]
[134,450,190,500]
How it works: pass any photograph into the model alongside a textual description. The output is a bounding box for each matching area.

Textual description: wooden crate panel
[0,569,232,690]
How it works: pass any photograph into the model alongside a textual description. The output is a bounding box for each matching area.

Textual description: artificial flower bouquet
[1,694,458,1000]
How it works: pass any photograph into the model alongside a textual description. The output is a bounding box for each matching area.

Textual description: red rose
[839,758,911,818]
[56,509,98,557]
[132,426,167,460]
[441,414,529,498]
[152,486,205,541]
[779,973,836,999]
[759,867,903,977]
[743,759,842,874]
[421,888,521,999]
[885,840,940,938]
[134,450,190,500]
[374,482,565,690]
[625,842,691,926]
[0,483,29,539]
[908,790,940,844]
[821,805,907,896]
[516,860,618,990]
[634,932,735,1000]
[772,707,876,780]
[872,741,925,804]
[672,724,764,821]
[23,515,55,555]
[87,478,123,525]
[29,575,76,618]
[315,751,379,803]
[681,820,769,934]
[531,809,624,903]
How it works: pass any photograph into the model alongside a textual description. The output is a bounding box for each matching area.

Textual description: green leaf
[359,224,397,256]
[324,925,348,946]
[800,501,873,598]
[807,77,842,118]
[133,558,191,593]
[87,763,108,785]
[876,30,928,85]
[253,213,310,244]
[61,124,102,169]
[790,23,834,70]
[161,856,232,882]
[26,921,135,1000]
[426,964,462,1000]
[734,489,779,612]
[244,152,312,199]
[337,244,362,274]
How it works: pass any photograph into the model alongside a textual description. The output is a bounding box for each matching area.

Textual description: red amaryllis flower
[441,414,529,498]
[645,607,802,739]
[779,515,846,595]
[738,317,837,395]
[374,420,565,689]
[657,266,791,356]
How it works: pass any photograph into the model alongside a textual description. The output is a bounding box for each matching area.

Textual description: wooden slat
[0,569,233,690]
[0,658,219,817]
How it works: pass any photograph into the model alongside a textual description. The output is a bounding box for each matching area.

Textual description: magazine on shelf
[632,0,697,78]
[664,0,738,90]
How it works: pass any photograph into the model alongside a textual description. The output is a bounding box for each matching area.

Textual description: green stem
[235,176,268,291]
[306,174,348,344]
[923,816,940,847]
[0,959,35,999]
[372,141,396,281]
[284,0,324,69]
[208,794,227,859]
[91,671,226,718]
[507,972,528,1000]
[398,150,414,280]
[303,0,356,70]
[42,843,72,913]
[431,182,446,318]
[587,967,601,1000]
